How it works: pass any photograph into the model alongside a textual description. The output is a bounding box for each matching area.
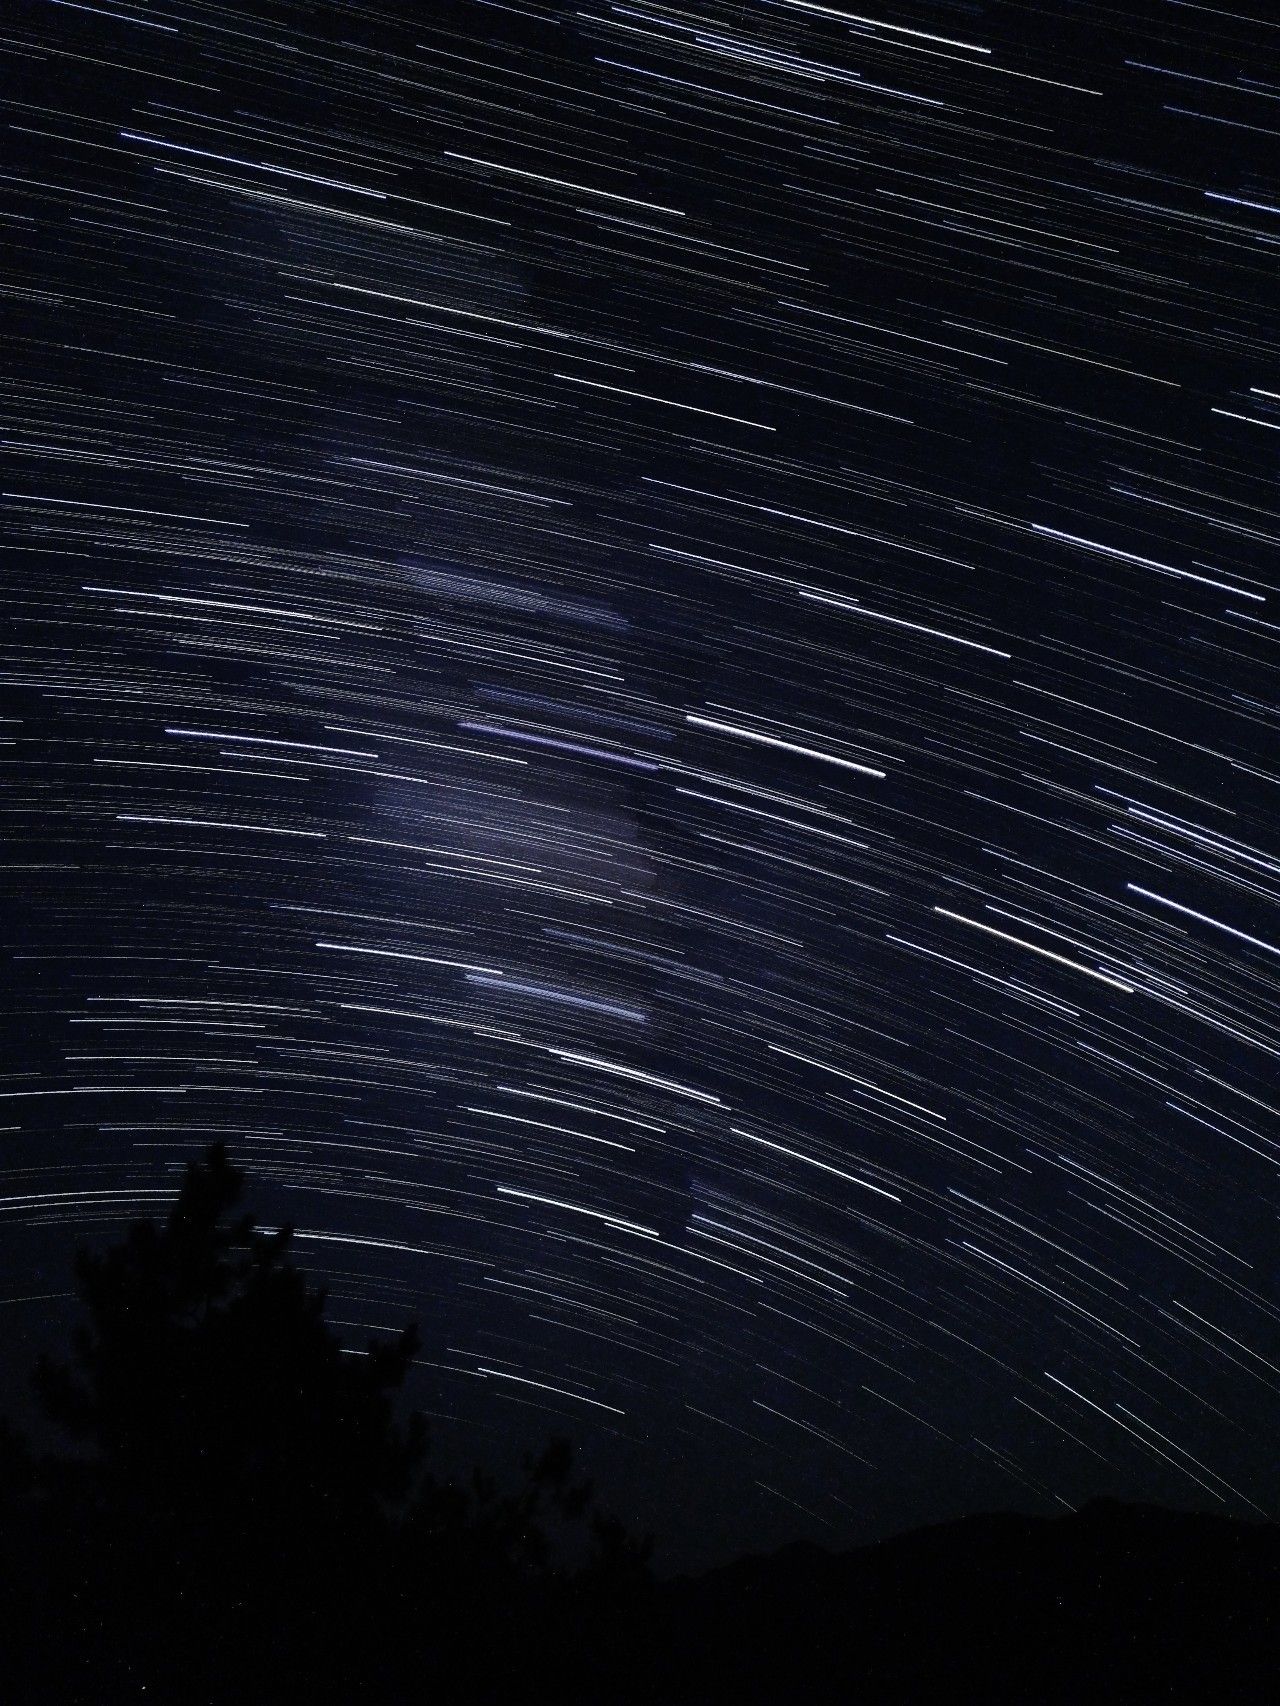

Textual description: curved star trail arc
[1,0,1278,1565]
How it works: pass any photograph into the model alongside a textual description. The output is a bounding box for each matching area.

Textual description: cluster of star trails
[1,0,1277,1561]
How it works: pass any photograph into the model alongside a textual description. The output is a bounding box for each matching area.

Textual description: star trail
[2,0,1278,1568]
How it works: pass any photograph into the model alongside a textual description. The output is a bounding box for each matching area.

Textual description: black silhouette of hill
[629,1498,1280,1705]
[0,1143,1274,1704]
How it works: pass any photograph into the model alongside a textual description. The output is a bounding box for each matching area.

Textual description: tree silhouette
[0,1143,651,1706]
[34,1143,425,1529]
[7,1143,1268,1706]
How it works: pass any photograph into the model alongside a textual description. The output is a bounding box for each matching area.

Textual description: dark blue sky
[2,0,1278,1572]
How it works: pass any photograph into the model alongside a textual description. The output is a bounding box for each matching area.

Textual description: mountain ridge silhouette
[636,1495,1279,1704]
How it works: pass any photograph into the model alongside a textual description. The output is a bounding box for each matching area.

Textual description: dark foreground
[1,1147,1273,1703]
[650,1498,1279,1705]
[2,1494,1276,1705]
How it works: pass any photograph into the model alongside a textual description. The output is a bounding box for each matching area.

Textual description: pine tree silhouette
[0,1144,652,1706]
[17,1144,423,1700]
[34,1142,425,1525]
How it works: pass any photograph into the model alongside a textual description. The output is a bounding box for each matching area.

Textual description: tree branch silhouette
[1,1142,651,1706]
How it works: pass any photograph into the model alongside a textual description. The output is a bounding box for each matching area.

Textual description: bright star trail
[1,0,1278,1567]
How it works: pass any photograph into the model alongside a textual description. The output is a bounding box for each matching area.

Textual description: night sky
[2,0,1279,1573]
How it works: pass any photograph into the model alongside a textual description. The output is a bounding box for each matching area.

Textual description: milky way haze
[2,0,1278,1569]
